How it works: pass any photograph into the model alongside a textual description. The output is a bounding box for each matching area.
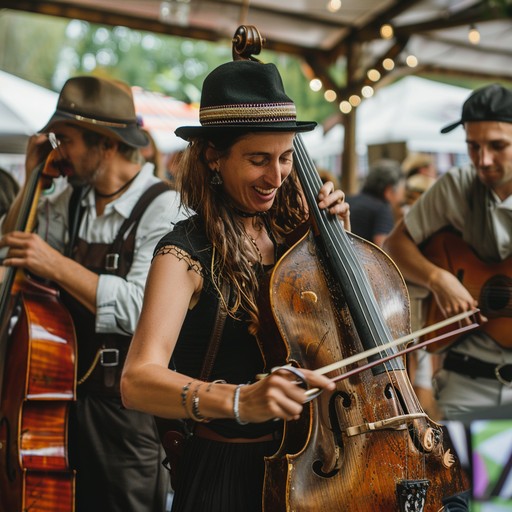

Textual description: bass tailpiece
[397,479,430,512]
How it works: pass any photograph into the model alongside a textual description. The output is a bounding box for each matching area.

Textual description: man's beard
[67,153,103,188]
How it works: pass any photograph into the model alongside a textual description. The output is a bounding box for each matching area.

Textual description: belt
[78,344,129,396]
[444,351,512,387]
[194,424,279,444]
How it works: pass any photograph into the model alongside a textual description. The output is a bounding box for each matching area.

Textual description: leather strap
[154,278,231,440]
[444,351,512,384]
[199,278,230,380]
[194,423,276,444]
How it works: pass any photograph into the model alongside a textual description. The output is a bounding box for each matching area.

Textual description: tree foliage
[0,10,336,123]
[0,11,67,88]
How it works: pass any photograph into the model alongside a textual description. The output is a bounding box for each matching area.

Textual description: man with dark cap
[0,76,187,511]
[384,83,512,421]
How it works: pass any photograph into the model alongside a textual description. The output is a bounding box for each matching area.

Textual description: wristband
[233,384,249,425]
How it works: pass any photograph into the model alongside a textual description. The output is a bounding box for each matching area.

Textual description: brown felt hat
[175,60,316,140]
[40,76,148,147]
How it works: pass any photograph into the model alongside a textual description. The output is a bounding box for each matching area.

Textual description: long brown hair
[176,133,308,332]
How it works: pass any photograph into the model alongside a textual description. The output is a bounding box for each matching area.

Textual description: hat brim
[40,110,149,148]
[440,120,462,134]
[175,121,317,141]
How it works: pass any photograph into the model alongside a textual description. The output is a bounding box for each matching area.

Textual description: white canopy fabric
[0,70,58,153]
[0,71,200,155]
[356,76,471,153]
[304,76,472,161]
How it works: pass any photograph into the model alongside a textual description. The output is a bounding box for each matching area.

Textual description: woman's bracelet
[181,381,193,417]
[233,383,249,425]
[189,382,211,423]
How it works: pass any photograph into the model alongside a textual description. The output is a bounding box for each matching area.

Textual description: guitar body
[421,231,512,352]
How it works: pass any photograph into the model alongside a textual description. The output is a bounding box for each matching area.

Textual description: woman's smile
[253,185,277,198]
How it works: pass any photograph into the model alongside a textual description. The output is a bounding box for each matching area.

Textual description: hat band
[200,102,297,126]
[69,112,131,128]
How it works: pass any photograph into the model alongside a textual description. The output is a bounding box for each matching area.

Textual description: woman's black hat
[175,60,317,140]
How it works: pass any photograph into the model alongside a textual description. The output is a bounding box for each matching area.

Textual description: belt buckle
[494,363,512,387]
[105,253,119,271]
[100,348,119,367]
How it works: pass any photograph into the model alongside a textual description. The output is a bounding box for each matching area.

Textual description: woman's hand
[317,180,351,231]
[236,367,335,424]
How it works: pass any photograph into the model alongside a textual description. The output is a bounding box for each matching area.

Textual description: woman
[121,59,350,511]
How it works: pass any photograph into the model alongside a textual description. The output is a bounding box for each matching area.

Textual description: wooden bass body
[0,277,77,511]
[258,231,468,511]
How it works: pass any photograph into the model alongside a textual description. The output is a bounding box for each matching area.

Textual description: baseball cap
[441,83,512,134]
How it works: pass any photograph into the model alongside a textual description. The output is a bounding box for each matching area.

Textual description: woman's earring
[211,171,223,185]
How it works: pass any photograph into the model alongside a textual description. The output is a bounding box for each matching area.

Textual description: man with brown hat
[384,83,512,421]
[0,75,187,511]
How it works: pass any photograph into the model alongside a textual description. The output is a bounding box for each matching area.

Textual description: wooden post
[341,39,361,195]
[341,109,358,194]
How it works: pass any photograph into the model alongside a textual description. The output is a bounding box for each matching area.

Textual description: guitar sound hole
[481,275,512,317]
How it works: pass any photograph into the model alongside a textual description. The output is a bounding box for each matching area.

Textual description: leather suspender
[199,278,230,381]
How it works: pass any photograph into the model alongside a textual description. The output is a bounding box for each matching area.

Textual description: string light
[349,94,361,107]
[309,78,323,92]
[406,55,418,67]
[361,86,374,98]
[367,69,381,82]
[380,24,394,39]
[382,58,395,71]
[324,89,337,102]
[468,24,480,44]
[339,101,352,114]
[327,0,342,13]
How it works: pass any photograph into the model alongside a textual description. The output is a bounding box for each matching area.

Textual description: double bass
[0,142,77,511]
[232,26,471,511]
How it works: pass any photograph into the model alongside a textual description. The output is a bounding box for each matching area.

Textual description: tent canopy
[0,71,482,178]
[356,76,470,153]
[0,70,58,153]
[303,76,471,162]
[2,1,511,87]
[0,70,199,155]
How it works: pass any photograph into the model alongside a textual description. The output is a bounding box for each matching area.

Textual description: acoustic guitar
[420,230,512,352]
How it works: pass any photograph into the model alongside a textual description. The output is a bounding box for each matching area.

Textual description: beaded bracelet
[233,383,249,425]
[190,382,211,423]
[181,381,193,417]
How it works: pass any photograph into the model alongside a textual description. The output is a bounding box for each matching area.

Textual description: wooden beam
[0,1,340,59]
